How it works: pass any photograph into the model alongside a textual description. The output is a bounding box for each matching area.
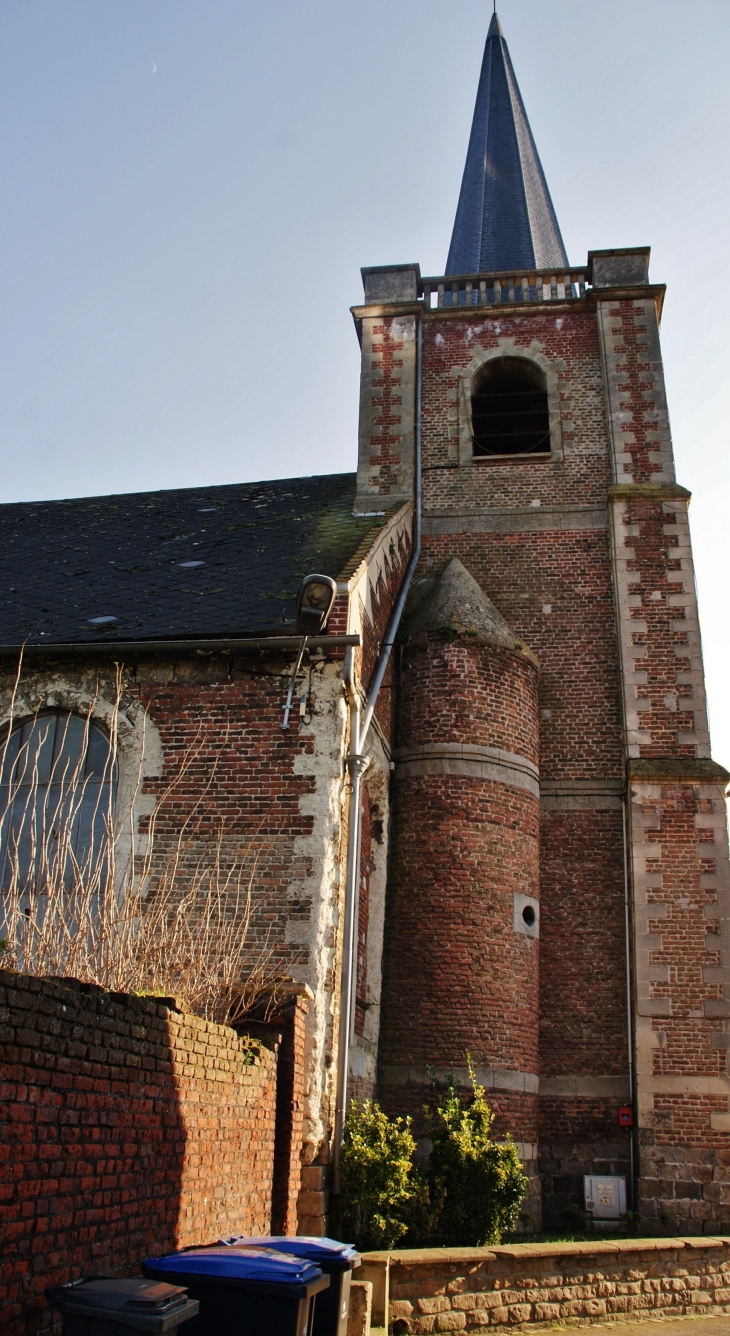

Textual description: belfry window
[471,357,550,457]
[0,713,117,897]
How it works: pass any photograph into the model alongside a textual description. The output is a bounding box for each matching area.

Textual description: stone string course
[378,1237,730,1334]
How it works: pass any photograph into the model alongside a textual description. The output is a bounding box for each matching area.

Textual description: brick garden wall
[0,971,279,1336]
[245,995,309,1237]
[377,1236,730,1333]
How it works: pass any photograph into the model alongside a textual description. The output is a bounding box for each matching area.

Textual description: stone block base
[348,1280,373,1335]
[369,1236,730,1333]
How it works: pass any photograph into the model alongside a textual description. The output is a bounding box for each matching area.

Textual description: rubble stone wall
[380,1236,730,1333]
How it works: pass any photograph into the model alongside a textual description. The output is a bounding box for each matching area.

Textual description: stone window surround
[0,679,163,893]
[454,339,565,466]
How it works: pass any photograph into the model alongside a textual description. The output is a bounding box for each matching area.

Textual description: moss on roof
[0,472,383,645]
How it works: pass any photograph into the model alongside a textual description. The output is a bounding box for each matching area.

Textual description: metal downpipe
[622,795,637,1211]
[331,315,423,1196]
[332,654,368,1195]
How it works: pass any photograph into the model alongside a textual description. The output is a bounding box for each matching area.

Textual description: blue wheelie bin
[143,1246,329,1336]
[220,1237,359,1336]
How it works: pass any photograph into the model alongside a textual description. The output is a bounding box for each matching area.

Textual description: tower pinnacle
[445,15,568,275]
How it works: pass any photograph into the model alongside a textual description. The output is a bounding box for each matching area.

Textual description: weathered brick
[0,972,286,1335]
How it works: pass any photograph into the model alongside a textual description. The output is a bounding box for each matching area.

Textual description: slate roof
[0,472,383,648]
[445,13,568,276]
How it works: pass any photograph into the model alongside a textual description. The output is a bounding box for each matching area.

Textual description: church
[1,13,728,1234]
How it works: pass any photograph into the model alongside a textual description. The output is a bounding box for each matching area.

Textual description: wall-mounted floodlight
[295,574,337,636]
[282,575,338,729]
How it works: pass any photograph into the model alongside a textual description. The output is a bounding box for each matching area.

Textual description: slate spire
[445,12,568,276]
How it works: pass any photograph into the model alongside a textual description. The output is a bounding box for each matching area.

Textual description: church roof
[0,472,383,648]
[445,13,568,276]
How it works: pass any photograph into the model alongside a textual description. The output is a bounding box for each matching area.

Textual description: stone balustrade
[421,269,589,309]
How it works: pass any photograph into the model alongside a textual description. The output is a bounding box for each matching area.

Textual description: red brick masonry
[0,971,279,1336]
[363,1236,730,1333]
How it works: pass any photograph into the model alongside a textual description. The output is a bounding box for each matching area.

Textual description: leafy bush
[339,1065,528,1250]
[423,1060,528,1246]
[339,1100,416,1250]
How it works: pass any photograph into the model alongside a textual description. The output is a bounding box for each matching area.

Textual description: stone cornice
[628,757,730,784]
[609,483,691,501]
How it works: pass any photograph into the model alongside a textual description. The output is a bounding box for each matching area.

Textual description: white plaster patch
[290,665,350,1163]
[349,727,391,1101]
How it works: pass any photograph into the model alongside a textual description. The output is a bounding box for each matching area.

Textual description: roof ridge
[335,502,411,585]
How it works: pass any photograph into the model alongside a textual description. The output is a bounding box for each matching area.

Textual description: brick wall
[357,263,730,1234]
[412,300,633,1225]
[135,667,319,984]
[538,805,631,1225]
[342,507,412,1110]
[0,646,352,1184]
[378,1236,730,1333]
[420,308,611,510]
[600,288,730,1229]
[245,995,309,1237]
[382,297,620,1204]
[355,313,418,510]
[380,629,541,1168]
[0,970,279,1336]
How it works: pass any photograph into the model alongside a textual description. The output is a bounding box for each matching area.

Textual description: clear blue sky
[1,0,729,762]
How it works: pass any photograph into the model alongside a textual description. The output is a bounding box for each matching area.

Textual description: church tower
[355,13,730,1230]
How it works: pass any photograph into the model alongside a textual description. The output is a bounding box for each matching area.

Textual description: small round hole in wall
[522,905,536,928]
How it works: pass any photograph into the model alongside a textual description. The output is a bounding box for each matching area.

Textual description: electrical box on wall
[584,1175,626,1221]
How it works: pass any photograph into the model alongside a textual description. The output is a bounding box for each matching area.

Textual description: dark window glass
[0,714,116,896]
[471,357,550,457]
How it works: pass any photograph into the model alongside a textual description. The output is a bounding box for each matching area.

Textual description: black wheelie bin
[143,1246,329,1336]
[220,1237,359,1336]
[46,1278,199,1335]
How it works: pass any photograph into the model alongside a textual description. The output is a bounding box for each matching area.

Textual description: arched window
[471,356,551,457]
[0,713,116,897]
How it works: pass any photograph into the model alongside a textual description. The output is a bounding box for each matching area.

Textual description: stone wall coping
[365,1236,730,1268]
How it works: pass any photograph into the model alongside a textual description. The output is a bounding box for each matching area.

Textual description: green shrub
[422,1060,528,1246]
[338,1066,528,1251]
[339,1099,416,1250]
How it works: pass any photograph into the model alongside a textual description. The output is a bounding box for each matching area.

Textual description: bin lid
[221,1236,359,1267]
[146,1246,324,1286]
[46,1277,195,1319]
[47,1279,189,1316]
